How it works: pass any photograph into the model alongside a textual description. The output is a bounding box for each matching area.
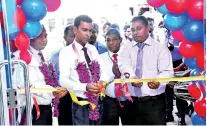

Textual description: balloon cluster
[147,0,206,125]
[0,0,61,64]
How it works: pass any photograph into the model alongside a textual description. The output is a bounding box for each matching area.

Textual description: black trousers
[32,105,52,125]
[102,96,135,125]
[72,99,103,125]
[58,93,73,125]
[132,93,166,125]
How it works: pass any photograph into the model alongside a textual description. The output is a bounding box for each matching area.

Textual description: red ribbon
[32,96,40,120]
[123,83,133,102]
[115,83,123,97]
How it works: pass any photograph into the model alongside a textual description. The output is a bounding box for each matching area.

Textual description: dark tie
[38,51,45,62]
[112,53,121,78]
[82,47,91,66]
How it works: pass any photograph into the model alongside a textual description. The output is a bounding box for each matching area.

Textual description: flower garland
[39,63,60,117]
[76,60,101,120]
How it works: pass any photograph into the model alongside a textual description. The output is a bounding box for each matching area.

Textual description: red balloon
[15,32,30,51]
[188,83,201,99]
[165,0,188,14]
[16,0,23,4]
[196,52,205,70]
[147,0,166,8]
[171,29,185,42]
[0,11,4,28]
[44,0,61,12]
[194,99,206,118]
[14,7,27,30]
[20,50,31,64]
[188,0,204,20]
[178,42,203,58]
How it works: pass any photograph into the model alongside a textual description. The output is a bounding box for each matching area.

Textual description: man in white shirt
[118,16,173,125]
[13,26,66,125]
[100,28,135,125]
[59,15,109,125]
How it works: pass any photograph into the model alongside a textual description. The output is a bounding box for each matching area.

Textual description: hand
[53,87,67,98]
[131,76,143,88]
[86,83,100,94]
[147,80,160,89]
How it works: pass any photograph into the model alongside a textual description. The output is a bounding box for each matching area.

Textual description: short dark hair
[74,15,92,28]
[93,23,99,34]
[147,17,154,22]
[111,24,120,31]
[105,28,121,38]
[103,22,111,30]
[131,16,148,26]
[64,25,73,36]
[124,25,130,31]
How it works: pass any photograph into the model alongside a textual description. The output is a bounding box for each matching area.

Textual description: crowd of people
[11,9,194,125]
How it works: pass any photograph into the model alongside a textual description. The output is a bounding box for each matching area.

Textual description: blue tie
[134,43,145,96]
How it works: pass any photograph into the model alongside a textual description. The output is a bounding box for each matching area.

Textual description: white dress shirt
[12,46,54,106]
[59,40,109,99]
[100,51,135,98]
[118,37,174,97]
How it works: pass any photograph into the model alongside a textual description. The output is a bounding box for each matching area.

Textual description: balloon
[0,11,4,28]
[191,112,206,125]
[171,29,184,41]
[23,21,43,39]
[196,52,205,70]
[165,0,188,14]
[44,0,61,12]
[157,4,169,15]
[15,32,30,51]
[184,58,202,71]
[190,69,204,86]
[14,7,27,30]
[188,0,204,20]
[178,42,203,58]
[194,99,206,118]
[164,12,188,31]
[8,23,20,40]
[183,20,204,42]
[20,50,31,64]
[188,83,201,99]
[16,0,23,4]
[147,0,166,8]
[21,0,47,22]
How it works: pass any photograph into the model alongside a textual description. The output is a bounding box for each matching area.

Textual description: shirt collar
[132,36,153,47]
[29,46,40,55]
[73,39,90,52]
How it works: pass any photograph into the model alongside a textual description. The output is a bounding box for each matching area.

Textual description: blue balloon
[190,69,203,86]
[183,20,204,42]
[23,21,43,39]
[157,4,169,15]
[8,22,20,40]
[183,58,203,72]
[164,12,188,31]
[191,112,206,125]
[21,0,47,22]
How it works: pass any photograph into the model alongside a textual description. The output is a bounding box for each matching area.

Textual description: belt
[105,95,117,100]
[132,93,164,102]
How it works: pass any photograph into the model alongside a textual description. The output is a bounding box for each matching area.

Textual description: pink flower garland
[76,60,100,120]
[39,63,60,117]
